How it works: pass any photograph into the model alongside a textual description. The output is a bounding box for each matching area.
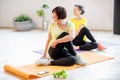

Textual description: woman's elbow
[69,35,74,40]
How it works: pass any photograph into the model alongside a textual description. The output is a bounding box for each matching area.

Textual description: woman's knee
[57,32,69,39]
[67,56,76,66]
[81,27,88,32]
[92,42,98,48]
[62,32,69,35]
[48,47,58,59]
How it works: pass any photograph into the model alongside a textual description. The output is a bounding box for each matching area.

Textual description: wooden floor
[0,29,120,80]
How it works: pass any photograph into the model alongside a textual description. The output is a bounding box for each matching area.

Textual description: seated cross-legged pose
[70,4,105,51]
[35,6,87,66]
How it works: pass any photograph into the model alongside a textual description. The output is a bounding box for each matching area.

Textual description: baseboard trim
[0,26,46,31]
[90,29,113,32]
[0,26,113,32]
[0,27,13,29]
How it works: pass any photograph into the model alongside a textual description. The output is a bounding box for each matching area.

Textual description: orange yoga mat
[4,51,113,79]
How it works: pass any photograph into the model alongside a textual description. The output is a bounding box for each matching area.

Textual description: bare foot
[98,43,106,51]
[73,45,79,50]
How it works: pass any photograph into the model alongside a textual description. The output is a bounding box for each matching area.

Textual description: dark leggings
[73,27,98,50]
[48,32,77,66]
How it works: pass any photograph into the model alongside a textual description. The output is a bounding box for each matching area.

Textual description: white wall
[0,0,81,28]
[82,0,114,30]
[0,0,113,30]
[0,0,41,28]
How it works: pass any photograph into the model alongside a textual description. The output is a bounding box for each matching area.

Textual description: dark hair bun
[74,4,85,15]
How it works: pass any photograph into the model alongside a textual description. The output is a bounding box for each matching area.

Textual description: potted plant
[13,14,33,31]
[37,4,49,30]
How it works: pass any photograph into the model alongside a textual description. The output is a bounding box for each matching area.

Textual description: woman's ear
[79,10,82,15]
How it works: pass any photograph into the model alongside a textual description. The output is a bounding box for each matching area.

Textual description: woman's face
[73,6,81,16]
[52,12,58,22]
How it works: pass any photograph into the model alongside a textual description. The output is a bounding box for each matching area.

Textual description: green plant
[15,14,31,22]
[37,4,49,18]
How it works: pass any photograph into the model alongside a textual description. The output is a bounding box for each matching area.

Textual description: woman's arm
[41,33,51,58]
[57,27,75,43]
[51,25,75,48]
[75,24,84,36]
[75,18,87,36]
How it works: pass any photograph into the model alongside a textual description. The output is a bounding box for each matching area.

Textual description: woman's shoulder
[67,22,74,28]
[67,21,73,25]
[70,17,87,21]
[81,17,87,21]
[49,21,57,25]
[49,21,57,27]
[70,17,75,22]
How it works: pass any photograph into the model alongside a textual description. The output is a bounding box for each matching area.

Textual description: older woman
[35,6,87,66]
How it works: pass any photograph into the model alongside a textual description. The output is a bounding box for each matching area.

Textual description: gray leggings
[48,32,77,66]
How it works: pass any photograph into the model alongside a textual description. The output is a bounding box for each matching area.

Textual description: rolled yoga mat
[4,51,113,79]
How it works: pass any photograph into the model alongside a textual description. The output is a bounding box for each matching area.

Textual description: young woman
[70,4,105,50]
[35,6,87,66]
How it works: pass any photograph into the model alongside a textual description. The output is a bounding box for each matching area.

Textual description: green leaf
[42,4,49,9]
[37,10,44,17]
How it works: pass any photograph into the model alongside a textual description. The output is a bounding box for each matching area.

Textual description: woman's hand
[41,52,47,58]
[41,54,46,59]
[51,40,59,48]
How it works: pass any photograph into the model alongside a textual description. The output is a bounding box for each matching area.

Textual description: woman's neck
[57,20,65,26]
[75,15,82,20]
